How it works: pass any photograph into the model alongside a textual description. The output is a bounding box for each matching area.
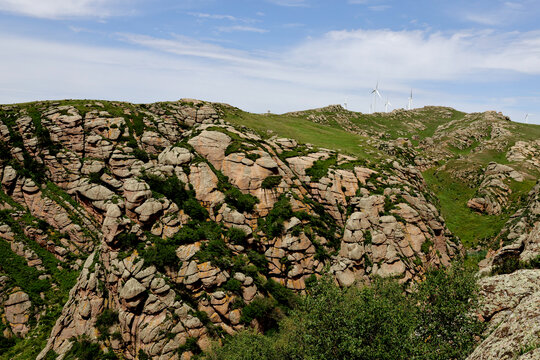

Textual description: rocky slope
[0,100,462,359]
[0,99,538,359]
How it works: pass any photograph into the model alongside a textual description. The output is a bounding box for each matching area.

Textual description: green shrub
[115,232,139,250]
[206,331,278,360]
[383,195,397,213]
[0,336,15,351]
[184,197,209,221]
[258,195,293,238]
[261,175,282,189]
[27,106,61,155]
[223,278,243,294]
[213,263,484,360]
[140,238,178,272]
[240,297,281,332]
[131,113,146,136]
[0,234,49,305]
[142,174,209,221]
[263,279,296,309]
[529,255,540,268]
[0,141,11,160]
[414,264,484,359]
[227,227,247,246]
[194,239,232,269]
[138,350,150,360]
[490,254,540,276]
[172,221,223,245]
[133,148,149,162]
[178,337,201,355]
[492,256,520,275]
[421,240,433,254]
[225,187,259,213]
[96,309,119,338]
[63,338,117,360]
[364,230,372,245]
[247,250,269,274]
[305,155,337,182]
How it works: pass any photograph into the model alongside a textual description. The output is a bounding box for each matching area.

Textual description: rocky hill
[0,99,538,359]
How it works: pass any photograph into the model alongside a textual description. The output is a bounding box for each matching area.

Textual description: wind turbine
[524,113,533,124]
[385,97,392,113]
[371,82,382,113]
[344,97,348,110]
[407,89,413,110]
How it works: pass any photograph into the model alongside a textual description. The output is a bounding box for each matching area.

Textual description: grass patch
[422,168,509,248]
[219,107,378,162]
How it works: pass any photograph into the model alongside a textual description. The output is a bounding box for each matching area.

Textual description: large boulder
[4,291,32,336]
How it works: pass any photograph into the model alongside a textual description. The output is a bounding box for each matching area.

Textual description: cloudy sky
[1,0,540,124]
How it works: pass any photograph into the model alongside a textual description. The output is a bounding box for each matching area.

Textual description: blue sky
[1,0,540,124]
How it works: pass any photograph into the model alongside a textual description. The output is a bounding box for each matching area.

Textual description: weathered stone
[120,278,147,300]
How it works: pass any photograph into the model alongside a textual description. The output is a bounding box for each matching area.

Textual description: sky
[1,0,540,124]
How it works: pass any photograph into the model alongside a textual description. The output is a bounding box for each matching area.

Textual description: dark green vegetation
[491,254,540,275]
[208,264,483,360]
[0,209,80,360]
[261,175,282,189]
[63,337,117,360]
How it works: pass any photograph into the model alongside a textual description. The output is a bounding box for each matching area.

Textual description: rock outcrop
[481,181,540,273]
[467,162,524,215]
[467,270,540,360]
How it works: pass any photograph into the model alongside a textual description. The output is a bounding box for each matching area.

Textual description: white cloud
[460,0,535,26]
[2,28,540,123]
[188,12,239,21]
[188,12,258,24]
[217,25,268,33]
[0,0,129,19]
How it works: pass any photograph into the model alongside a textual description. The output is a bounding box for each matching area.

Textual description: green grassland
[219,106,382,162]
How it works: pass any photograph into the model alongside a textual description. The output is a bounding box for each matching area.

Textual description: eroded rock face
[4,291,32,337]
[467,270,540,360]
[467,162,524,215]
[188,130,231,170]
[480,181,540,274]
[507,140,540,171]
[469,182,540,360]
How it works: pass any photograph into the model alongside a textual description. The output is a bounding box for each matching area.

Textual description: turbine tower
[525,113,533,124]
[407,89,413,110]
[385,97,392,113]
[371,82,382,113]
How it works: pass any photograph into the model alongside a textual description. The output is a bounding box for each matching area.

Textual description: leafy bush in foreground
[207,263,483,360]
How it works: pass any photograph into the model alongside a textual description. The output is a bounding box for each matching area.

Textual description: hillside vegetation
[0,98,538,360]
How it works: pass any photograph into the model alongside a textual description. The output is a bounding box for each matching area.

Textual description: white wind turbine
[385,97,392,113]
[371,82,382,113]
[407,89,413,110]
[344,97,348,110]
[524,113,533,124]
